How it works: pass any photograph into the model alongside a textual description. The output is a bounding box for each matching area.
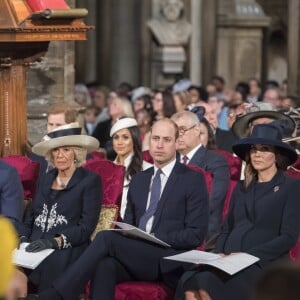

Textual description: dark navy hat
[232,123,298,165]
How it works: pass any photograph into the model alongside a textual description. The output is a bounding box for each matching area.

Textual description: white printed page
[110,221,171,247]
[164,250,259,275]
[13,243,54,269]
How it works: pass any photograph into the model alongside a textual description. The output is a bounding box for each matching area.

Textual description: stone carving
[147,0,192,46]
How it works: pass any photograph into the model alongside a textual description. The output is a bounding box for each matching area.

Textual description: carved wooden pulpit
[0,0,91,156]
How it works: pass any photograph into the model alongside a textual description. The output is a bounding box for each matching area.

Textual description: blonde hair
[118,97,134,117]
[46,146,87,168]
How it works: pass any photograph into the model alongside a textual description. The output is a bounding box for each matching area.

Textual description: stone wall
[27,0,76,145]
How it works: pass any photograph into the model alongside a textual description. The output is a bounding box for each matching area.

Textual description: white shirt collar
[114,152,134,169]
[154,158,176,178]
[180,143,202,162]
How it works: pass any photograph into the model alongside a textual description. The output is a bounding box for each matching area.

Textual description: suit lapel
[41,169,57,198]
[189,146,205,166]
[151,163,180,231]
[140,169,154,215]
[64,167,85,190]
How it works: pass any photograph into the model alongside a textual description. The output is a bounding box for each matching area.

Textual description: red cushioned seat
[83,158,125,206]
[213,150,242,221]
[142,150,154,164]
[83,159,125,299]
[286,154,300,179]
[285,158,300,261]
[2,155,39,199]
[90,150,107,160]
[115,282,174,300]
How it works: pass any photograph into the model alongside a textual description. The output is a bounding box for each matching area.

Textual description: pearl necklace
[56,176,71,189]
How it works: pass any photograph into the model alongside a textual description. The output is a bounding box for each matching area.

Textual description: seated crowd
[1,76,300,300]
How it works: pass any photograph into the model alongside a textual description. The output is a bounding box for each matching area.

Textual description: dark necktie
[139,169,162,231]
[182,155,189,165]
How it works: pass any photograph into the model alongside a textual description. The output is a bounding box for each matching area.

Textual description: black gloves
[25,238,59,253]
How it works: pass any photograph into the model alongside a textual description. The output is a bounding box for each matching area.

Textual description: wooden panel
[9,0,31,24]
[0,0,17,28]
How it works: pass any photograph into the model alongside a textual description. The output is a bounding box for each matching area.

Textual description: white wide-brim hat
[32,122,99,157]
[110,118,138,137]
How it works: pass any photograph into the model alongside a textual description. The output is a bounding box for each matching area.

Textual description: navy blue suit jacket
[216,171,300,265]
[124,161,209,250]
[20,167,102,246]
[0,160,24,232]
[188,146,229,238]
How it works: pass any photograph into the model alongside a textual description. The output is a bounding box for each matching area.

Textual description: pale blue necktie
[139,169,162,231]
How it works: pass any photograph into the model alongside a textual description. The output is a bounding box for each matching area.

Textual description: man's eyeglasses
[178,124,197,135]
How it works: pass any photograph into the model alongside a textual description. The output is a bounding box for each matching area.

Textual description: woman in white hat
[110,117,152,218]
[175,123,300,300]
[18,123,102,294]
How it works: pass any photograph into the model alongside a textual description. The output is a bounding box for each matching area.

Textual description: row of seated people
[3,143,300,300]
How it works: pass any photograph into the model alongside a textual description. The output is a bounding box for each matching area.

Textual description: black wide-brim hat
[232,123,298,165]
[232,106,296,138]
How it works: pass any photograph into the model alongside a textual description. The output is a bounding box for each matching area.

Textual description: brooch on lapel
[273,186,279,193]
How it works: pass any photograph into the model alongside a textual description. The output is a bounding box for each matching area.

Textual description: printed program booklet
[164,250,259,275]
[109,221,171,247]
[13,243,54,269]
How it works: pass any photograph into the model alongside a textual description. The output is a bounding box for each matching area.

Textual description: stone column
[189,0,203,85]
[201,0,217,86]
[216,0,270,88]
[110,0,141,88]
[97,0,112,86]
[287,0,300,96]
[75,0,97,83]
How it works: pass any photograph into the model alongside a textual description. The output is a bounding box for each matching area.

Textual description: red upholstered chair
[115,282,174,300]
[286,154,300,179]
[187,164,213,194]
[84,158,125,207]
[89,150,107,160]
[285,157,300,260]
[213,150,242,222]
[114,165,212,300]
[2,155,40,200]
[289,239,300,261]
[83,158,125,234]
[142,150,154,164]
[83,159,125,299]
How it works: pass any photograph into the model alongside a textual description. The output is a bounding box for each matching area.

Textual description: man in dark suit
[0,160,24,232]
[172,111,229,241]
[38,118,209,300]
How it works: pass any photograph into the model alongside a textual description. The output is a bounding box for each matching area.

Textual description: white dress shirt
[145,158,176,233]
[180,143,202,165]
